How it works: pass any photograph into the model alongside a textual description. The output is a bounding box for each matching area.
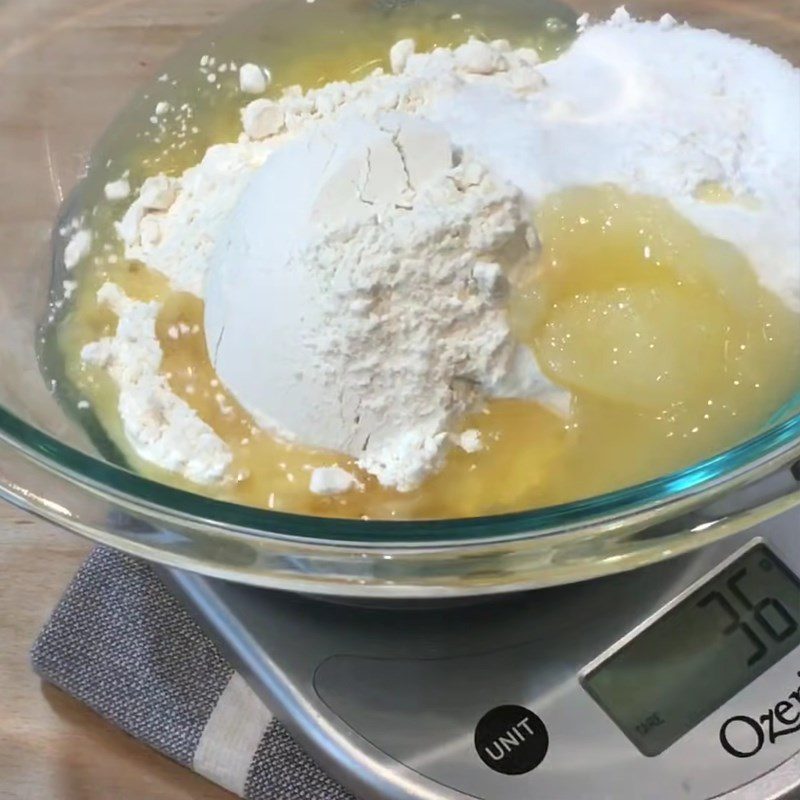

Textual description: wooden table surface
[0,503,232,800]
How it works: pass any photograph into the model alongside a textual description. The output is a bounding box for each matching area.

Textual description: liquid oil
[53,1,800,520]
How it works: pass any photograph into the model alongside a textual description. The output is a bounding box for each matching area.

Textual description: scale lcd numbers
[581,543,800,757]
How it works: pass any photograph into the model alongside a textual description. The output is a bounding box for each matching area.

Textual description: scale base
[161,511,800,800]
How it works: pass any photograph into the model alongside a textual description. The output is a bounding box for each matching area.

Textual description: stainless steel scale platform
[163,491,800,800]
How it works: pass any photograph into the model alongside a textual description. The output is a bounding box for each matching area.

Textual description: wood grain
[0,503,232,800]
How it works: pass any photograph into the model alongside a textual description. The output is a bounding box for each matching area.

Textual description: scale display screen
[582,543,800,756]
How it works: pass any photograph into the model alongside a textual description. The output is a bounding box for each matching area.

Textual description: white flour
[309,466,364,496]
[118,148,264,297]
[95,8,800,491]
[81,283,233,485]
[64,229,92,271]
[206,114,564,491]
[239,63,270,94]
[104,176,131,201]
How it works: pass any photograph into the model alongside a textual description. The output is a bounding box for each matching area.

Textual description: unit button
[474,705,549,775]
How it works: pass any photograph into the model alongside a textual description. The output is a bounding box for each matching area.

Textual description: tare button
[474,705,549,775]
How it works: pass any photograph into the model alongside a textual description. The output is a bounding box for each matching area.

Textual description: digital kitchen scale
[163,487,800,799]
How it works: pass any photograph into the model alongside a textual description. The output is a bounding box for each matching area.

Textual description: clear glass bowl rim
[2,400,799,545]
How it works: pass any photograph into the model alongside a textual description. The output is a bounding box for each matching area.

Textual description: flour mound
[206,115,562,491]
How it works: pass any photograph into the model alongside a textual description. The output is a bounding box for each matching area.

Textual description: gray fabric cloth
[31,547,355,800]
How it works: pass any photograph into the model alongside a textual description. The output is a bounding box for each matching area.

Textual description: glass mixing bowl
[0,0,798,598]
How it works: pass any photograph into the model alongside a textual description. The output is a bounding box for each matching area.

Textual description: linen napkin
[31,547,355,800]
